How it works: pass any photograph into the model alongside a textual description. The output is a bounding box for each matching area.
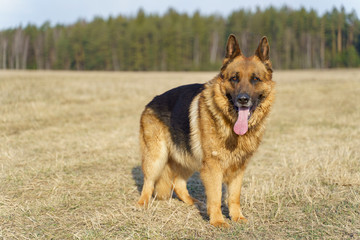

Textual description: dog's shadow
[131,166,229,221]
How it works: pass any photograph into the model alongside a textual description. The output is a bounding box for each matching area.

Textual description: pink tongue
[233,108,249,135]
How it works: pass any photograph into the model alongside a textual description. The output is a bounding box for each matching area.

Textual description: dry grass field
[0,70,359,239]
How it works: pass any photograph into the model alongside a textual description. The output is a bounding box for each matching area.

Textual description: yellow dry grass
[0,70,359,239]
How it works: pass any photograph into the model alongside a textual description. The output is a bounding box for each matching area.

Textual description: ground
[0,70,359,239]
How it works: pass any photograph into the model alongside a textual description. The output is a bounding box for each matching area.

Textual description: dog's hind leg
[170,162,198,205]
[173,176,198,205]
[138,111,169,207]
[138,139,168,206]
[154,163,173,200]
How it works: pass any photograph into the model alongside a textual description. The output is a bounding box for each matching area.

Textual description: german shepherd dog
[138,34,275,227]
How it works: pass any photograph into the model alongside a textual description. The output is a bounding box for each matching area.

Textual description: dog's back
[144,84,204,153]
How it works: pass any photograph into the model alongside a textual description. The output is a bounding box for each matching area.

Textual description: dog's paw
[231,215,248,223]
[210,220,230,228]
[137,197,151,208]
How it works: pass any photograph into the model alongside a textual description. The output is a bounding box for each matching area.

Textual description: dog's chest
[209,131,261,168]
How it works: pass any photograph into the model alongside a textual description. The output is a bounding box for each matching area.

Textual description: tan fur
[138,35,275,227]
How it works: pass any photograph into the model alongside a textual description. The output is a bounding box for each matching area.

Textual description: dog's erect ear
[255,36,270,61]
[225,34,242,59]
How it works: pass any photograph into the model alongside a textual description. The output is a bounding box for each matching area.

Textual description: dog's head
[217,34,275,135]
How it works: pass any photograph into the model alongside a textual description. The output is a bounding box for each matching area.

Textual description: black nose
[237,93,250,105]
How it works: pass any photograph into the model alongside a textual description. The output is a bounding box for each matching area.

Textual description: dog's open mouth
[226,93,262,135]
[234,105,254,120]
[233,106,255,135]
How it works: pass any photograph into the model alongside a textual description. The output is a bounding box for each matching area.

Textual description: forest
[0,6,359,71]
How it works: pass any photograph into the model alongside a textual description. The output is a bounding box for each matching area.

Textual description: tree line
[0,6,359,71]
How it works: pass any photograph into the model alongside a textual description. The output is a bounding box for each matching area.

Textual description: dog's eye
[229,76,238,83]
[251,76,261,84]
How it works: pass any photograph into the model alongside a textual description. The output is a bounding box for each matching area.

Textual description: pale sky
[0,0,359,30]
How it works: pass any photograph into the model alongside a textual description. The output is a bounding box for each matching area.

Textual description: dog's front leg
[200,161,229,228]
[227,166,248,223]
